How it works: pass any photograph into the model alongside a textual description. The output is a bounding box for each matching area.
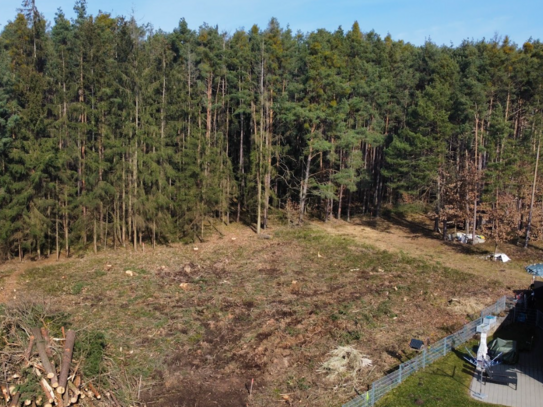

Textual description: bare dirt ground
[0,215,537,407]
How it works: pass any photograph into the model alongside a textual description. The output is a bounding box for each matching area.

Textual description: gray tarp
[488,338,518,364]
[526,263,543,277]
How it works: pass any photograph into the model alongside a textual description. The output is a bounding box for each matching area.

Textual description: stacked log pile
[1,327,116,407]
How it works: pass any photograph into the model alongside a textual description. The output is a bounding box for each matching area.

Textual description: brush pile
[1,321,115,407]
[318,346,373,380]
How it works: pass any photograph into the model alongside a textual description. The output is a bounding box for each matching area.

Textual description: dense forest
[1,0,543,260]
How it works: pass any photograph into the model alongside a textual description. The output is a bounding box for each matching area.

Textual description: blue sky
[1,0,541,46]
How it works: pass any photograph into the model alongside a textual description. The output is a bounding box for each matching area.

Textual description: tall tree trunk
[299,135,315,223]
[435,165,442,234]
[237,112,244,223]
[525,130,541,248]
[256,53,265,234]
[56,203,59,260]
[122,157,126,246]
[337,184,344,220]
[472,115,479,244]
[347,190,352,222]
[64,192,69,257]
[93,218,97,254]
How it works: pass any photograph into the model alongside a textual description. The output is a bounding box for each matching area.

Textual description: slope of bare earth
[0,215,537,407]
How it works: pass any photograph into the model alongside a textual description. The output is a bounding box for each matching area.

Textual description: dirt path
[314,216,530,288]
[0,255,72,303]
[0,266,23,303]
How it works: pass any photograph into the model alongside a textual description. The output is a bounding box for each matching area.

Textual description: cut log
[57,330,76,395]
[24,335,35,360]
[1,384,10,403]
[67,382,80,404]
[24,399,31,406]
[39,378,54,404]
[88,383,101,399]
[40,328,52,357]
[31,328,58,388]
[8,392,19,407]
[73,376,81,388]
[62,387,70,406]
[35,396,42,406]
[54,392,64,407]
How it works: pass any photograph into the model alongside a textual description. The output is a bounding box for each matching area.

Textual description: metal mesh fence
[342,296,507,407]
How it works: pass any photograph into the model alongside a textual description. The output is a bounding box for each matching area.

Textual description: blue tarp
[525,263,543,277]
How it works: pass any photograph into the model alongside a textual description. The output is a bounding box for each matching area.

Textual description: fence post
[423,348,427,369]
[399,364,402,384]
[443,337,447,356]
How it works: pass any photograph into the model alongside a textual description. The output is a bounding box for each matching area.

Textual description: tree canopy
[1,1,543,259]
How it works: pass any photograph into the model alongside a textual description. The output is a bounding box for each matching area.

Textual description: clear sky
[1,0,541,46]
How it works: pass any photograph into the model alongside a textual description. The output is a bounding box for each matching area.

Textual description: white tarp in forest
[449,232,486,244]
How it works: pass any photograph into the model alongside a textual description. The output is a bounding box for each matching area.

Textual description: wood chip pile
[1,327,116,407]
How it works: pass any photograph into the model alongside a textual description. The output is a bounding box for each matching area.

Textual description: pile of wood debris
[1,327,116,407]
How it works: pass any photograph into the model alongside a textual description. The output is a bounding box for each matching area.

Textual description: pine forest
[2,0,543,261]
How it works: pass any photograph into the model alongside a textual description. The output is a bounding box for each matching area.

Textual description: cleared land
[0,216,536,406]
